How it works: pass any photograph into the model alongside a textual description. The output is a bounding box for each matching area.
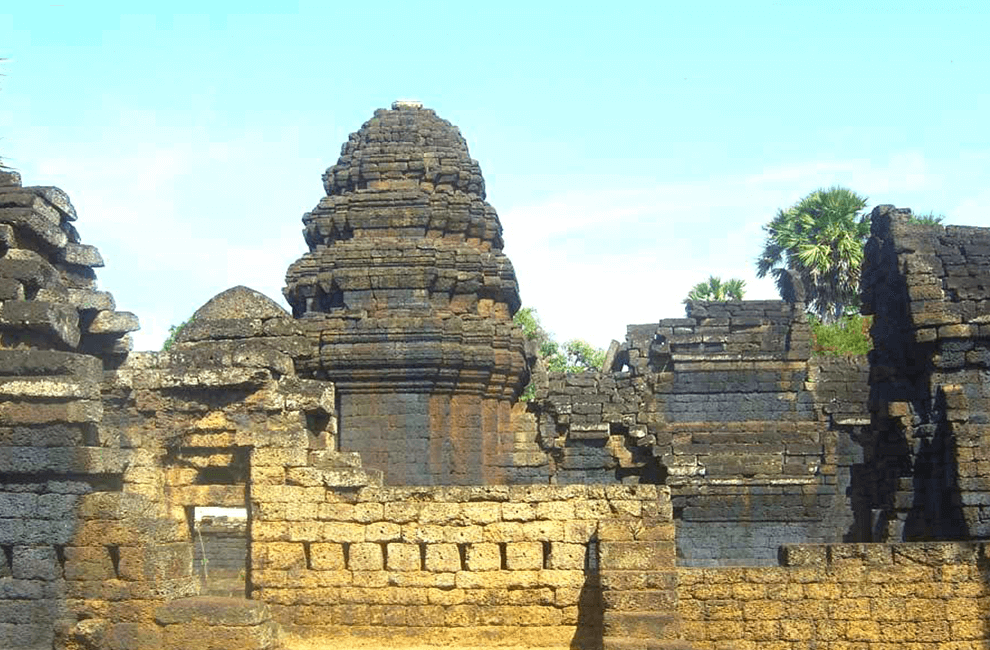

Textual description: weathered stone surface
[283,103,532,485]
[861,205,990,541]
[187,285,290,322]
[155,596,271,626]
[59,242,104,267]
[0,299,81,347]
[87,309,140,334]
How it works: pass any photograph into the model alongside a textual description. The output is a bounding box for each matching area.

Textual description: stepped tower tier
[284,103,535,486]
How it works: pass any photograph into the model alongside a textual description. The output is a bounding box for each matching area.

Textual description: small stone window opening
[191,506,249,598]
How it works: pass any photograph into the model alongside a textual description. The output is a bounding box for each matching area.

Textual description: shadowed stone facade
[860,205,990,542]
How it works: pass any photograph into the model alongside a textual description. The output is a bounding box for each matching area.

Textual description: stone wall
[861,205,990,541]
[0,169,196,650]
[677,541,990,649]
[529,300,872,564]
[249,483,669,648]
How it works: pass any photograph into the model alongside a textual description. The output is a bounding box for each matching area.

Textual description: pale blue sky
[2,1,988,349]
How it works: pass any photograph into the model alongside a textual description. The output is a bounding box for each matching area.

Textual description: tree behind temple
[684,276,746,303]
[756,186,869,322]
[514,307,605,373]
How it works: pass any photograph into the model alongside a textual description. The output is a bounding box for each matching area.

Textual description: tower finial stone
[392,99,423,109]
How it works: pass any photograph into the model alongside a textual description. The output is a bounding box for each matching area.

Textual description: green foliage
[513,307,605,400]
[514,306,558,360]
[561,339,606,373]
[810,313,872,356]
[908,211,946,226]
[161,318,193,351]
[684,276,746,303]
[757,186,869,323]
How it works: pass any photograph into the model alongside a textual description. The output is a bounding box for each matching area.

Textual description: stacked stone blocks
[677,541,990,649]
[861,205,990,540]
[251,484,666,647]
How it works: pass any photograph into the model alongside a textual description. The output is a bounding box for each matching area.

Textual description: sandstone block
[460,502,501,525]
[383,501,421,523]
[465,543,501,571]
[386,543,422,571]
[162,621,277,650]
[104,622,163,650]
[502,502,536,521]
[319,522,366,543]
[535,500,574,520]
[63,546,115,581]
[597,521,637,541]
[505,541,543,570]
[741,599,788,620]
[427,587,466,606]
[402,523,446,544]
[599,570,677,592]
[348,543,384,571]
[536,569,587,589]
[351,570,388,588]
[11,545,60,580]
[419,502,462,525]
[364,522,401,542]
[598,541,675,570]
[563,520,597,543]
[425,543,461,572]
[252,542,306,571]
[454,570,538,590]
[309,543,345,570]
[548,542,585,570]
[520,520,563,542]
[388,571,456,589]
[483,521,524,542]
[443,525,482,544]
[603,611,681,639]
[88,310,140,334]
[117,543,193,583]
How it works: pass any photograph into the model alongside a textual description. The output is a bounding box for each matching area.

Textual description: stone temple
[1,102,989,650]
[284,103,533,486]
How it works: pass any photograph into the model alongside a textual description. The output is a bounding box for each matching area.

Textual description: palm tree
[757,186,869,322]
[684,276,746,302]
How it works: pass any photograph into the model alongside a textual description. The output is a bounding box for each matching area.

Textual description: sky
[2,1,989,351]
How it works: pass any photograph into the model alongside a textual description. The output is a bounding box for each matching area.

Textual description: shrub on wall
[810,313,872,356]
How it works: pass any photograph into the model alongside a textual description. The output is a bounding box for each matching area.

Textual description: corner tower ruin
[284,102,532,486]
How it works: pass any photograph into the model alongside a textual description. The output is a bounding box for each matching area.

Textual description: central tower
[285,102,533,485]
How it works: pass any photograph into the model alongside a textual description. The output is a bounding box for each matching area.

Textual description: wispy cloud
[501,150,955,346]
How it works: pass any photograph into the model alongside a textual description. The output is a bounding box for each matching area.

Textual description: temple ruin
[0,102,987,650]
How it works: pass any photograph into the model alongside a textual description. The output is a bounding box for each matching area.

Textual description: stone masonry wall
[0,170,197,650]
[249,484,670,649]
[529,300,872,564]
[861,205,990,541]
[677,541,990,649]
